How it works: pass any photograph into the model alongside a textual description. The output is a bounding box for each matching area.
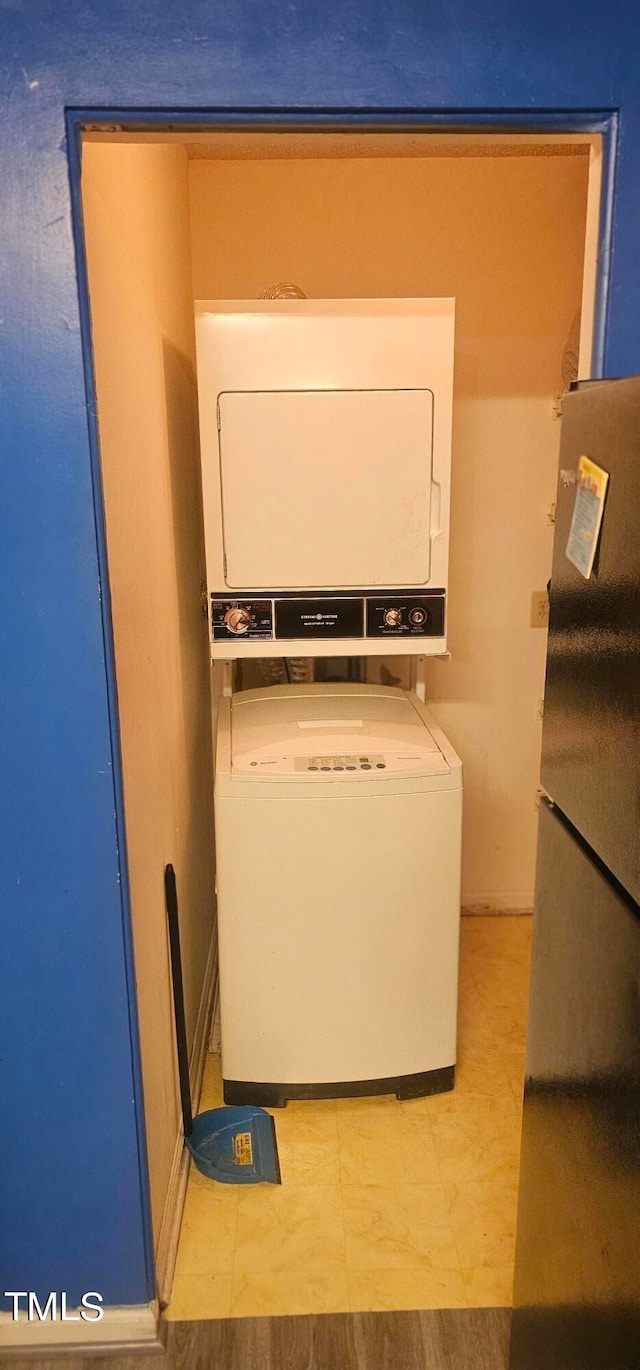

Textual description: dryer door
[217,387,433,591]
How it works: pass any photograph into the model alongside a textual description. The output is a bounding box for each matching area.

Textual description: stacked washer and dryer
[194,298,462,1106]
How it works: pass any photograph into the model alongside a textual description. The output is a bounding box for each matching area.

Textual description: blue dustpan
[166,865,281,1185]
[186,1106,281,1184]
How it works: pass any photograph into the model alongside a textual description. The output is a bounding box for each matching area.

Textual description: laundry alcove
[79,126,597,1319]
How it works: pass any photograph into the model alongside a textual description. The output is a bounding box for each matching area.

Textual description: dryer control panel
[211,589,445,647]
[365,593,445,639]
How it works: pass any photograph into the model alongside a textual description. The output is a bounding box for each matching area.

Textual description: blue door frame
[2,0,640,1316]
[66,104,613,1302]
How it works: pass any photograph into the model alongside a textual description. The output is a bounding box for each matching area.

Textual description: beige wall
[82,143,215,1254]
[189,153,589,909]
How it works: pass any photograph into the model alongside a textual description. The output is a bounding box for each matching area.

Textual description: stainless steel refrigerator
[510,377,640,1369]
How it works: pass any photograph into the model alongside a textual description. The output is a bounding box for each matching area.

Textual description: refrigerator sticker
[565,455,609,579]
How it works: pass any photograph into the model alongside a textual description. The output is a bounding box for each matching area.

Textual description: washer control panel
[235,748,450,777]
[294,754,386,772]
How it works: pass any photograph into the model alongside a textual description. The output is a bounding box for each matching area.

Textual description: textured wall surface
[82,140,215,1256]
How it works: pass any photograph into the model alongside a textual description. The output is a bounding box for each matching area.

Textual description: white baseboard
[0,1302,159,1355]
[155,930,218,1306]
[154,1128,190,1312]
[209,975,221,1053]
[462,895,533,915]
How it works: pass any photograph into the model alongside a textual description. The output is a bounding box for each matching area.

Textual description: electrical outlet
[530,590,550,628]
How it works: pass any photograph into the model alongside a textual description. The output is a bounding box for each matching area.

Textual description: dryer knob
[384,607,402,627]
[224,607,252,634]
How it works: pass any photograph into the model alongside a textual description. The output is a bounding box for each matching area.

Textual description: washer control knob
[224,606,252,635]
[384,607,402,627]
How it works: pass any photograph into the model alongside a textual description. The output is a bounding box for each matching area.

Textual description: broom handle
[165,864,193,1138]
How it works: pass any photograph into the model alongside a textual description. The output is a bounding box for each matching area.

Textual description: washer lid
[230,687,449,777]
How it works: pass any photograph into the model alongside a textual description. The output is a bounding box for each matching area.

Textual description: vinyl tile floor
[164,914,532,1322]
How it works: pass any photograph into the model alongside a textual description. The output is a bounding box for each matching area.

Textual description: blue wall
[1,0,639,1313]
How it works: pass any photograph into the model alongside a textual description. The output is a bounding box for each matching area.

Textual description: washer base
[223,1064,455,1108]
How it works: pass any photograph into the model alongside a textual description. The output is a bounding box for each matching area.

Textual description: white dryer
[195,298,455,659]
[214,683,462,1106]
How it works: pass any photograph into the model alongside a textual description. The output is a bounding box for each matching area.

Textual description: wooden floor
[12,1308,511,1370]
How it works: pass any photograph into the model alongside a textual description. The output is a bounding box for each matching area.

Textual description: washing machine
[214,682,463,1106]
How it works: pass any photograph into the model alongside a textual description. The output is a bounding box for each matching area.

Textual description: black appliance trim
[544,798,640,919]
[511,1304,640,1370]
[214,587,446,600]
[211,588,446,642]
[275,595,364,640]
[223,1064,454,1108]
